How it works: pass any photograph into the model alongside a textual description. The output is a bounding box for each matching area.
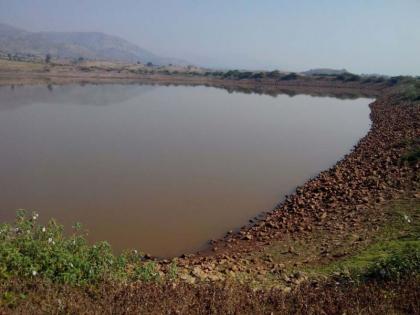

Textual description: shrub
[400,81,420,101]
[251,72,264,79]
[363,242,420,281]
[267,70,282,79]
[335,73,361,82]
[280,73,298,80]
[237,71,253,79]
[362,76,385,84]
[222,70,241,79]
[0,211,164,286]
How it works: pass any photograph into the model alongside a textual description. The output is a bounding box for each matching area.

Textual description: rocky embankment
[169,94,419,282]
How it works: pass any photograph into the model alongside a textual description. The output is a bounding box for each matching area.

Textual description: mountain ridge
[0,23,186,65]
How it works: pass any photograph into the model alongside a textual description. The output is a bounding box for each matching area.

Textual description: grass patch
[328,240,420,281]
[307,198,420,281]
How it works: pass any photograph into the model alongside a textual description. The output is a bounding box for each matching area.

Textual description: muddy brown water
[0,84,372,257]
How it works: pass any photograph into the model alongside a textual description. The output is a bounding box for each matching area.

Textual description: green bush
[363,242,420,281]
[0,210,164,286]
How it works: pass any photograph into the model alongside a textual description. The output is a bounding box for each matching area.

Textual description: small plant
[167,261,178,280]
[133,262,160,282]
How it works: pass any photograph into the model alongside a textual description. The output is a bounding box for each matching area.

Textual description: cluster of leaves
[362,242,420,281]
[0,211,164,286]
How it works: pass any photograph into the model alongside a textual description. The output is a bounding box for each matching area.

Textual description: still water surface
[0,84,372,256]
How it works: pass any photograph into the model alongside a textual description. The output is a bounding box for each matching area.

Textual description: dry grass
[1,277,418,314]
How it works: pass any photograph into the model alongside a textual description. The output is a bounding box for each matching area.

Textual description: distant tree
[146,62,153,67]
[45,53,51,63]
[137,61,141,64]
[78,57,84,62]
[267,70,281,79]
[280,72,298,80]
[7,53,12,61]
[335,73,360,82]
[251,72,265,79]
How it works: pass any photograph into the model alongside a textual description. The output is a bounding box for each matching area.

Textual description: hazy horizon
[0,0,419,76]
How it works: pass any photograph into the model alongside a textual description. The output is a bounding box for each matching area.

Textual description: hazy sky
[0,0,419,75]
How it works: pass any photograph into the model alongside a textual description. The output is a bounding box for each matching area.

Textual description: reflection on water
[0,84,156,111]
[0,84,372,257]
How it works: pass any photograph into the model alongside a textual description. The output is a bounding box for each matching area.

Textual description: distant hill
[0,23,186,65]
[301,68,350,76]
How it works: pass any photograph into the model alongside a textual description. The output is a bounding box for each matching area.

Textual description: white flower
[403,214,411,223]
[48,237,53,243]
[69,263,74,268]
[42,227,46,232]
[32,213,39,220]
[32,270,37,276]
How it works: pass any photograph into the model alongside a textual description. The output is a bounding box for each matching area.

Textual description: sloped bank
[172,91,419,281]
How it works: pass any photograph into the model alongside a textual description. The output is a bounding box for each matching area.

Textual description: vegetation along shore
[0,59,419,314]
